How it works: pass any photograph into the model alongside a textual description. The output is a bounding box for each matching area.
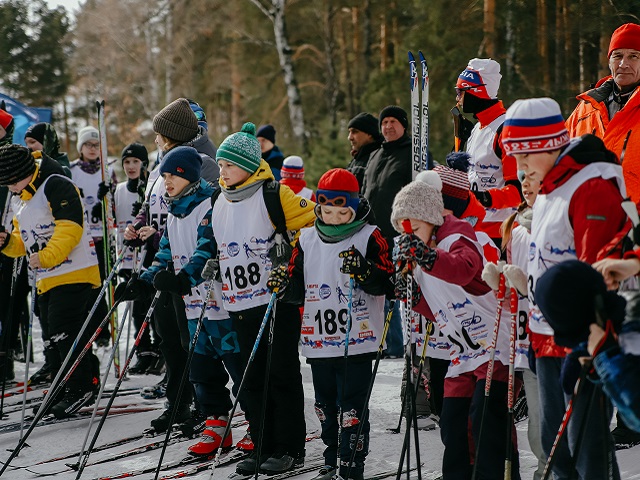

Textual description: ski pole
[504,286,518,480]
[18,270,36,443]
[0,257,22,418]
[153,279,215,480]
[346,300,396,479]
[207,292,277,479]
[472,264,506,480]
[71,300,132,472]
[74,288,162,479]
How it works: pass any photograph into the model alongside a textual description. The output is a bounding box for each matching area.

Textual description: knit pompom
[240,122,257,136]
[416,170,443,192]
[445,151,472,172]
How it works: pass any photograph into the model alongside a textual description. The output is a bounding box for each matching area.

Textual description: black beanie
[379,105,409,131]
[24,122,47,145]
[121,142,149,169]
[348,112,381,141]
[0,144,36,186]
[256,124,276,144]
[535,260,626,348]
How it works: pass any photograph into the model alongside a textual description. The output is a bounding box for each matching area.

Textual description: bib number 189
[314,309,349,335]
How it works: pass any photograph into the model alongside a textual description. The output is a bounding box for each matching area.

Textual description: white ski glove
[503,264,528,297]
[481,260,506,291]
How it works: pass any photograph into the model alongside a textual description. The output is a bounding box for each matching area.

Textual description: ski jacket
[2,153,101,294]
[186,126,219,183]
[346,140,382,191]
[529,136,627,358]
[141,179,217,288]
[263,145,285,181]
[566,77,640,205]
[362,135,413,250]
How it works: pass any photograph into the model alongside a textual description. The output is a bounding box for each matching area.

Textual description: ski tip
[408,51,415,61]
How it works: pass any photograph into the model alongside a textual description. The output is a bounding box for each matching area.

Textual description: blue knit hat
[160,146,202,183]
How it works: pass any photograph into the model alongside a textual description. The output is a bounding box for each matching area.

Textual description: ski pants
[311,359,372,479]
[230,302,306,458]
[536,356,620,480]
[440,361,522,480]
[0,256,29,368]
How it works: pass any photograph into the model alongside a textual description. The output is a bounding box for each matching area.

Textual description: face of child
[320,205,353,225]
[123,157,142,180]
[521,175,541,207]
[81,140,100,161]
[25,138,44,151]
[218,160,251,187]
[513,151,557,184]
[162,172,190,197]
[407,218,435,244]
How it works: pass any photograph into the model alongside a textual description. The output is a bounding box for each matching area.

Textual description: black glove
[339,246,371,281]
[396,233,437,271]
[268,235,293,268]
[201,258,221,282]
[131,201,143,217]
[97,181,110,201]
[91,202,103,221]
[114,278,154,301]
[473,190,493,208]
[153,270,192,295]
[118,269,132,282]
[267,264,288,295]
[123,236,144,248]
[394,272,422,308]
[560,345,589,395]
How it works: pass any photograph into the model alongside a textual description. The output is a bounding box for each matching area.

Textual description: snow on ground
[0,311,639,480]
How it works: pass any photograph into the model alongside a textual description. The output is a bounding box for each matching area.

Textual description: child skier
[0,144,101,418]
[267,168,393,480]
[279,156,315,201]
[210,122,315,475]
[391,172,519,480]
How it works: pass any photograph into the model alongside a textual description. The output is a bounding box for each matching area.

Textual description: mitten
[201,258,221,282]
[481,260,506,291]
[153,270,192,295]
[97,181,110,200]
[396,233,437,271]
[91,202,103,221]
[131,201,143,217]
[267,264,289,295]
[394,272,422,308]
[503,264,528,296]
[339,246,371,281]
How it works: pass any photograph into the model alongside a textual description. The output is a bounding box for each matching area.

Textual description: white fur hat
[391,171,445,232]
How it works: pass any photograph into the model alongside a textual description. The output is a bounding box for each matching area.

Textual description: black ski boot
[177,409,207,437]
[29,344,60,385]
[260,451,305,474]
[0,350,15,382]
[149,404,191,433]
[146,352,166,376]
[235,452,271,475]
[141,374,167,399]
[50,388,96,419]
[612,421,640,450]
[129,351,156,375]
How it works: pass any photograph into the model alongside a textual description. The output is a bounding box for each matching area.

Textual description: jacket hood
[219,158,275,190]
[20,152,66,201]
[168,178,216,218]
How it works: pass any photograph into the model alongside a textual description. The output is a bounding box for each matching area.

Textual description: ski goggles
[316,189,360,211]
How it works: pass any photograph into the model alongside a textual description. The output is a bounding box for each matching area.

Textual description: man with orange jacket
[566,23,640,204]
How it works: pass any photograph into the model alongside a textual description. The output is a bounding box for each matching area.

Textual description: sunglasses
[317,193,349,207]
[455,84,486,97]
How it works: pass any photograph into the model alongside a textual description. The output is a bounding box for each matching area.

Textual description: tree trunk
[360,0,372,112]
[598,1,610,80]
[483,0,496,58]
[504,0,515,98]
[537,0,550,93]
[337,14,354,116]
[322,1,339,136]
[164,2,174,102]
[380,15,387,71]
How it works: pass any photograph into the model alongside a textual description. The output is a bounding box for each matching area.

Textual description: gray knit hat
[391,171,445,232]
[153,98,199,143]
[0,144,36,186]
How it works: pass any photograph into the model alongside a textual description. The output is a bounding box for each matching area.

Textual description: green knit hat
[216,122,262,174]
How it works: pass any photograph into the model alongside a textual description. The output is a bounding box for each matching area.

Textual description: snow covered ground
[0,312,639,480]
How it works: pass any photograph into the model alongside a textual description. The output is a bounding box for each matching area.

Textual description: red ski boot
[236,427,254,451]
[187,416,232,457]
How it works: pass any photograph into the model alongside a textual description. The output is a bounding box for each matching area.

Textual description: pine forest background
[1,0,639,185]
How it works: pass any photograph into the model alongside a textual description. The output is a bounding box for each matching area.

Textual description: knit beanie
[348,112,381,140]
[433,152,472,217]
[535,260,626,348]
[391,171,444,232]
[159,146,202,183]
[456,58,502,100]
[0,144,36,186]
[256,124,276,144]
[281,155,305,180]
[121,142,149,169]
[153,98,199,143]
[24,122,47,144]
[502,98,570,155]
[316,168,360,215]
[608,23,640,57]
[76,126,99,153]
[379,105,408,131]
[188,99,208,131]
[216,122,263,174]
[0,110,12,130]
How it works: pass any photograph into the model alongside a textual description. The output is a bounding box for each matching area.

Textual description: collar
[20,160,41,201]
[475,101,506,128]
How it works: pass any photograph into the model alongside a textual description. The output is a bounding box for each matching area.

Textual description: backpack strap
[262,180,287,235]
[210,187,222,209]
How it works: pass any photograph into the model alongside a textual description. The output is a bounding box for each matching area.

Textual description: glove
[123,237,144,248]
[91,202,103,221]
[473,190,493,208]
[153,270,192,295]
[339,246,371,281]
[201,258,221,281]
[131,201,143,217]
[97,181,110,201]
[267,264,289,295]
[268,235,293,268]
[114,278,154,301]
[560,345,589,395]
[118,269,132,282]
[503,264,528,296]
[481,262,502,291]
[394,272,422,308]
[396,233,437,271]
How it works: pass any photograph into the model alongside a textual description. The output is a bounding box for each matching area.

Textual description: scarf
[315,217,367,244]
[77,158,101,175]
[221,179,265,202]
